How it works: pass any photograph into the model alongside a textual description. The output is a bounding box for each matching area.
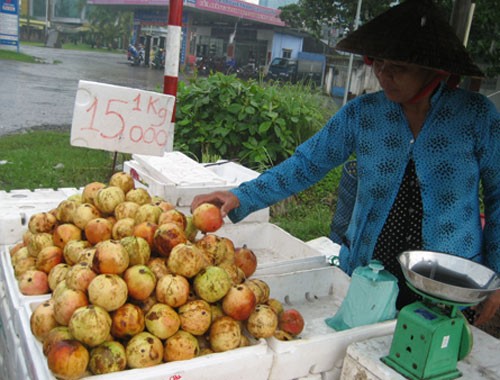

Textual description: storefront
[88,0,301,70]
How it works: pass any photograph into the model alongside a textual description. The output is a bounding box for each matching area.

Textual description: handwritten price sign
[71,81,176,156]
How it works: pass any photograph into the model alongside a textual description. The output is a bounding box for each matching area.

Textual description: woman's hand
[473,289,500,326]
[191,191,240,218]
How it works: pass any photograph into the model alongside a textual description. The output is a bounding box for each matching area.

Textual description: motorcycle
[127,44,144,66]
[152,48,165,69]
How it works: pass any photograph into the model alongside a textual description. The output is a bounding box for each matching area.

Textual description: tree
[86,6,133,49]
[279,0,500,77]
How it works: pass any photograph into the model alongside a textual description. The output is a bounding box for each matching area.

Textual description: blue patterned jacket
[229,83,500,275]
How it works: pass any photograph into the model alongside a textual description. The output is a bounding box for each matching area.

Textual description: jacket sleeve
[478,96,500,273]
[228,102,358,223]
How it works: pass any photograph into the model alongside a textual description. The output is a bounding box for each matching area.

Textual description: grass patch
[0,47,38,63]
[0,130,130,191]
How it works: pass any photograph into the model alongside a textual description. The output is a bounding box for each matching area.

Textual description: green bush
[174,73,336,170]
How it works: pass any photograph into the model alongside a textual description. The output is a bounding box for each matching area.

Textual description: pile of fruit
[8,172,305,380]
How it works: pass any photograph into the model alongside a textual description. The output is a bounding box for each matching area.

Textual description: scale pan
[398,250,500,304]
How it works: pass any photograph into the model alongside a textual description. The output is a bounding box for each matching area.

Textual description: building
[86,0,325,71]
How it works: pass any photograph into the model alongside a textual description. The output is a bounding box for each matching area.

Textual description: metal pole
[163,0,183,151]
[343,0,363,106]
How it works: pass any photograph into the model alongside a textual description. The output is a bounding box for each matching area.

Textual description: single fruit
[153,222,187,258]
[53,286,89,326]
[222,283,257,321]
[65,262,97,292]
[92,239,129,275]
[125,188,152,205]
[30,299,58,342]
[195,234,230,265]
[18,270,49,295]
[43,326,73,356]
[53,223,82,250]
[123,265,157,301]
[192,203,223,233]
[89,341,127,375]
[158,209,187,229]
[48,263,71,291]
[134,203,163,225]
[111,217,135,240]
[28,212,57,234]
[193,266,232,303]
[209,316,241,352]
[84,217,113,245]
[164,330,199,362]
[278,308,305,336]
[155,273,190,308]
[234,245,258,278]
[246,304,278,339]
[95,186,126,215]
[109,171,135,194]
[63,240,91,266]
[121,236,151,265]
[110,303,145,339]
[82,181,106,205]
[69,305,112,347]
[126,332,163,368]
[35,245,63,274]
[73,203,102,230]
[133,221,158,249]
[55,199,80,224]
[27,232,54,257]
[114,201,140,220]
[145,303,181,340]
[47,339,89,380]
[167,242,206,278]
[177,299,212,336]
[88,274,128,312]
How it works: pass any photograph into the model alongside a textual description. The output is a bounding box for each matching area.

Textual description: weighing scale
[381,250,500,380]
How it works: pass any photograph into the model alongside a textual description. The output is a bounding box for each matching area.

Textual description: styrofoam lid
[133,152,229,186]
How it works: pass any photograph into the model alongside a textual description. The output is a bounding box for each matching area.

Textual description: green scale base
[381,297,473,380]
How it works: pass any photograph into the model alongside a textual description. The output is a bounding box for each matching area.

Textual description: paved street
[0,45,169,136]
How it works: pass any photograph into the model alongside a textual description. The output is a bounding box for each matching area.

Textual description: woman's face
[373,59,436,104]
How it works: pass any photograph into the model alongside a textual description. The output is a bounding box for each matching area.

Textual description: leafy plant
[174,73,336,170]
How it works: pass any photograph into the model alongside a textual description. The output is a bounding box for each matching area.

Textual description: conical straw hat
[335,0,484,77]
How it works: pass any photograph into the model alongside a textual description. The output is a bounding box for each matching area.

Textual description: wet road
[0,45,169,136]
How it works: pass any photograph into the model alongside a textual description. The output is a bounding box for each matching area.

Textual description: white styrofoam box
[254,265,396,380]
[125,159,270,223]
[305,237,341,259]
[0,188,82,245]
[0,187,81,206]
[18,300,273,380]
[126,151,266,207]
[206,222,324,269]
[133,152,230,186]
[339,327,500,380]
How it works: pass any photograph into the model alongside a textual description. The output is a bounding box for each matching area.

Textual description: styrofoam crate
[204,222,324,269]
[1,295,20,358]
[253,265,396,380]
[133,152,230,186]
[0,187,81,205]
[18,299,273,380]
[0,188,82,245]
[125,154,267,208]
[339,327,500,380]
[124,159,270,223]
